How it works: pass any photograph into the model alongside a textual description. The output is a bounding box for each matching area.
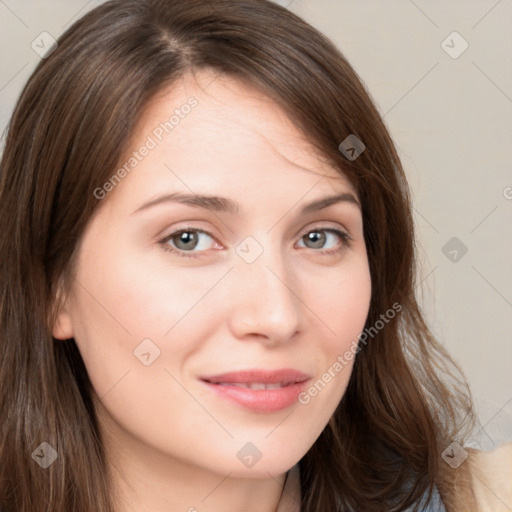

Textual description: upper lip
[200,369,310,385]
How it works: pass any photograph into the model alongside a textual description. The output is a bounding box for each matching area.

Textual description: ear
[51,278,75,340]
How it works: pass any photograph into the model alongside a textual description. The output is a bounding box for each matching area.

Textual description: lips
[215,382,287,390]
[199,369,311,413]
[200,369,310,386]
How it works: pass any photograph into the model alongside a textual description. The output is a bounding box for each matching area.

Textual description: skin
[52,69,372,512]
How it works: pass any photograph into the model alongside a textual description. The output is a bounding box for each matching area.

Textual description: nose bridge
[229,234,301,340]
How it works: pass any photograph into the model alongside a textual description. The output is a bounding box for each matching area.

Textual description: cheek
[296,257,371,411]
[71,235,206,340]
[68,244,232,406]
[321,258,371,326]
[309,253,372,349]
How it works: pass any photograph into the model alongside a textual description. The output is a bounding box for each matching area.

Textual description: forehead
[106,69,356,213]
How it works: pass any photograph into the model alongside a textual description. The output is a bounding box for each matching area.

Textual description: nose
[227,247,302,346]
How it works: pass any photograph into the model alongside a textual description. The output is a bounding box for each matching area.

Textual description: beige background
[0,0,511,449]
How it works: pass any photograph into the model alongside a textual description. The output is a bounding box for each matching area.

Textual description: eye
[160,228,219,259]
[297,227,352,256]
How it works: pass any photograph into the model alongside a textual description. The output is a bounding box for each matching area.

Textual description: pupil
[308,231,325,248]
[177,232,197,249]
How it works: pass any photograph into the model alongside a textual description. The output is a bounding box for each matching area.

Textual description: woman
[0,0,508,510]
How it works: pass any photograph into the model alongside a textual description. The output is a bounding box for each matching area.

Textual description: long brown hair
[0,1,475,510]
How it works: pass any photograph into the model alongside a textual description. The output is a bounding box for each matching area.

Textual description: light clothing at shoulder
[406,484,447,511]
[467,441,512,512]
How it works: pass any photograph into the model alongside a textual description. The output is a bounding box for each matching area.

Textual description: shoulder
[438,441,512,512]
[468,441,512,512]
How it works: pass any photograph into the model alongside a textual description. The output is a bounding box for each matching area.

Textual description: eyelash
[158,225,353,259]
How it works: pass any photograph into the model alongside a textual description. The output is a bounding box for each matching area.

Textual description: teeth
[215,382,287,389]
[259,382,282,390]
[248,383,266,390]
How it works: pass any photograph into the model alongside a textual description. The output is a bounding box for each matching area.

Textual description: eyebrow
[131,191,360,216]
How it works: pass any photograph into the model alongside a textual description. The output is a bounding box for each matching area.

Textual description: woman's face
[53,70,372,479]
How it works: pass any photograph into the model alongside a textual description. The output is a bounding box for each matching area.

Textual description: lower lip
[201,380,309,413]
